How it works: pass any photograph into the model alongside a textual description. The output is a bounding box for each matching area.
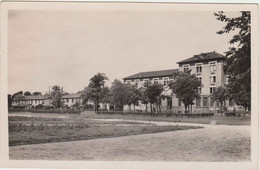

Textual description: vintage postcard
[0,2,259,170]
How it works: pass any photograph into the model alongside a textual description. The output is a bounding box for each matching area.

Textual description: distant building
[12,95,51,108]
[123,51,240,113]
[62,94,82,107]
[11,93,83,109]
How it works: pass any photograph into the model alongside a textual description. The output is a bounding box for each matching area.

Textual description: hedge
[97,111,214,118]
[9,109,81,114]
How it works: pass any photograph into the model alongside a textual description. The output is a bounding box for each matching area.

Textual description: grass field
[81,111,251,126]
[9,113,200,146]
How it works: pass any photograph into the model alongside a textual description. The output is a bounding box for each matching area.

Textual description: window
[210,76,216,83]
[67,98,69,103]
[134,79,140,86]
[210,97,214,107]
[126,80,131,85]
[178,99,182,106]
[203,97,208,107]
[163,77,169,86]
[183,64,189,72]
[197,87,201,94]
[196,97,201,107]
[210,87,216,94]
[196,63,202,73]
[153,78,159,84]
[143,79,149,87]
[210,61,217,72]
[72,98,74,103]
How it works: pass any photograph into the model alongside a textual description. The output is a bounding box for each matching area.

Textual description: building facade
[123,51,240,113]
[11,93,83,109]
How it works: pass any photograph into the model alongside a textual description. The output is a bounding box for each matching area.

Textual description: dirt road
[9,120,250,161]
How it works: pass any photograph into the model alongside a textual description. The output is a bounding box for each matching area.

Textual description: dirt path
[9,120,250,161]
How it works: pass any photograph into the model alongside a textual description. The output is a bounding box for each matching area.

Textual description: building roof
[62,93,81,99]
[25,95,51,100]
[123,69,178,80]
[13,95,50,101]
[177,51,226,64]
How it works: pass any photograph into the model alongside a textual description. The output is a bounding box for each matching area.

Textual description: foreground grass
[81,111,251,126]
[9,115,200,146]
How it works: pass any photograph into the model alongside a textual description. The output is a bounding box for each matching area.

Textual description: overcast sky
[8,10,239,94]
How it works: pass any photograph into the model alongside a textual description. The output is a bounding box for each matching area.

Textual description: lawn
[81,111,251,126]
[9,113,200,146]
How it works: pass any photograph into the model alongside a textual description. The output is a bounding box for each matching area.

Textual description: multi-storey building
[123,69,178,111]
[123,51,239,113]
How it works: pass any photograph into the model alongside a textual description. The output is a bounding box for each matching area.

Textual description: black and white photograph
[0,2,258,170]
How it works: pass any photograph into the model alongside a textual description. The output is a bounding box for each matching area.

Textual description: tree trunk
[96,99,99,113]
[134,105,135,112]
[190,104,192,114]
[150,103,153,112]
[220,101,223,116]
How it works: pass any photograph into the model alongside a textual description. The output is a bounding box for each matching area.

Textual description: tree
[109,79,133,111]
[24,91,31,96]
[211,86,229,115]
[33,92,42,96]
[169,70,202,113]
[139,87,149,112]
[12,91,23,98]
[214,11,251,111]
[8,94,12,109]
[82,73,108,113]
[130,86,142,112]
[51,85,64,110]
[145,83,164,112]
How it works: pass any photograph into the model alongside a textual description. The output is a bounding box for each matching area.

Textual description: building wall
[62,98,82,107]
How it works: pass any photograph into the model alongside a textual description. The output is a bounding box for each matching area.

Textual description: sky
[8,10,239,94]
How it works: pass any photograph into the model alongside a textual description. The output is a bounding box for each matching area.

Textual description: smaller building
[61,94,82,107]
[12,95,51,108]
[123,69,178,112]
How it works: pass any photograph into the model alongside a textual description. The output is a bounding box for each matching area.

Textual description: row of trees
[82,71,203,113]
[81,73,166,112]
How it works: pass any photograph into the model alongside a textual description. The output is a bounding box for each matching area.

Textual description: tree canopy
[24,91,31,96]
[109,80,133,111]
[169,70,201,113]
[211,86,229,114]
[145,83,164,112]
[214,11,251,110]
[51,85,64,110]
[82,73,108,112]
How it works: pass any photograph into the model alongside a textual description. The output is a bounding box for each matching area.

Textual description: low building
[12,95,51,108]
[62,94,82,107]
